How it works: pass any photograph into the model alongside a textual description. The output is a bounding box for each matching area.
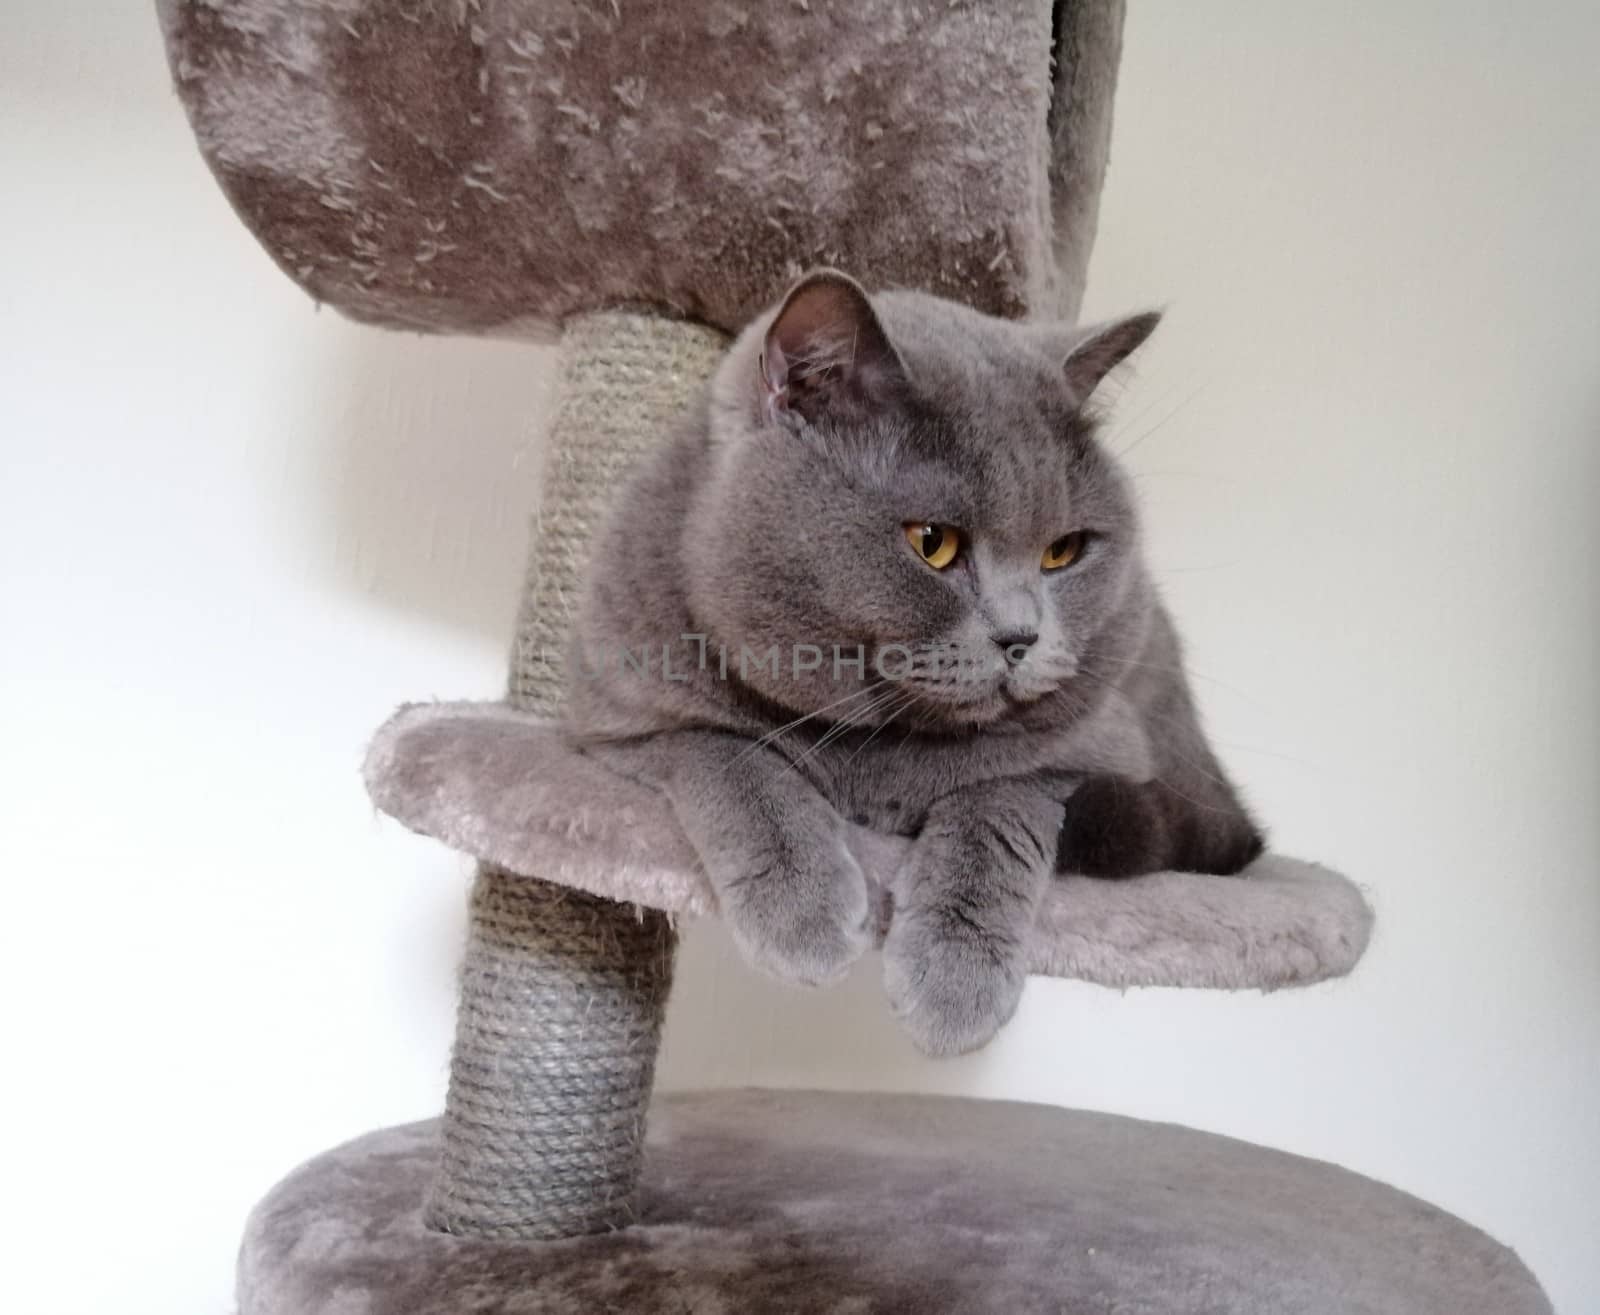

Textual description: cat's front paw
[720,841,872,988]
[882,910,1027,1057]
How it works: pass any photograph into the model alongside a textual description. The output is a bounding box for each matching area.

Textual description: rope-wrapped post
[425,312,729,1239]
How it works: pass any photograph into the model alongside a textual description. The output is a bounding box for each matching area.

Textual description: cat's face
[689,271,1157,729]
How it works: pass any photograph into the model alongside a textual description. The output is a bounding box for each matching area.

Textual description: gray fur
[567,273,1262,1055]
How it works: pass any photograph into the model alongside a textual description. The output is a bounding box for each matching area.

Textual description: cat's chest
[789,724,1063,835]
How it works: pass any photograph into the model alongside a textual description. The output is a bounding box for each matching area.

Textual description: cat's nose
[993,630,1038,663]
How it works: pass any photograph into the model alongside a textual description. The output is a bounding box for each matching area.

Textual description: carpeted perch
[365,697,1374,993]
[239,1091,1552,1315]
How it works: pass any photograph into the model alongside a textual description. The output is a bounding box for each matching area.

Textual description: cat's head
[688,269,1158,728]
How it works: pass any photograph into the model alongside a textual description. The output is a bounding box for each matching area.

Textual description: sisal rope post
[425,312,729,1239]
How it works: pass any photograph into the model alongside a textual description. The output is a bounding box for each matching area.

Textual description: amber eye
[1042,532,1088,571]
[904,522,961,570]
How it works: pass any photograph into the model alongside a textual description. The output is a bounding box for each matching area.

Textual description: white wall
[2,3,1594,1311]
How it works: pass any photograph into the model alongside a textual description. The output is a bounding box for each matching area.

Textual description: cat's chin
[902,686,1025,730]
[916,676,1070,730]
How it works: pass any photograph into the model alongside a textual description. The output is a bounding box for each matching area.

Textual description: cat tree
[161,2,1550,1310]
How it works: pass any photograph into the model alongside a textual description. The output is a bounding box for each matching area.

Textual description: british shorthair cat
[565,270,1262,1055]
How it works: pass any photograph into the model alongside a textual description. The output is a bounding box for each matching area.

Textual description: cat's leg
[882,779,1064,1056]
[1058,776,1264,877]
[1057,776,1173,877]
[591,731,872,986]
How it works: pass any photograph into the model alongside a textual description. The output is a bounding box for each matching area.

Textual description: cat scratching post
[430,313,723,1238]
[162,1,1550,1310]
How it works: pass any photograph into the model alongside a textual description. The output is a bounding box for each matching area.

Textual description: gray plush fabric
[364,701,1374,990]
[238,1089,1551,1314]
[157,0,1125,336]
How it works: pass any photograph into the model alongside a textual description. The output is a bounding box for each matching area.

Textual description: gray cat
[564,271,1262,1055]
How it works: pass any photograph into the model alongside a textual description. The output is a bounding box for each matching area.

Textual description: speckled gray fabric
[156,0,1126,336]
[364,701,1375,990]
[237,1089,1551,1314]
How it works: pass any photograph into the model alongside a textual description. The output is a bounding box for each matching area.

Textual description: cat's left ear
[1058,311,1162,405]
[760,269,906,425]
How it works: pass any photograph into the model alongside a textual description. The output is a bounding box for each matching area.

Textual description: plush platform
[365,700,1374,990]
[238,1088,1550,1315]
[158,0,1119,337]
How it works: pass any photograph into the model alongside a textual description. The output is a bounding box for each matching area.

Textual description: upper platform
[159,0,1125,336]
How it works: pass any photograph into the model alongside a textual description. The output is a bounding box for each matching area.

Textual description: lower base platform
[239,1088,1548,1314]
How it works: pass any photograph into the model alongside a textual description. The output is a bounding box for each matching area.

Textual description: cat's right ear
[760,269,905,426]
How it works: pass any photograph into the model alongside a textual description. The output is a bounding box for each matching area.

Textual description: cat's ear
[1059,311,1161,405]
[760,269,905,424]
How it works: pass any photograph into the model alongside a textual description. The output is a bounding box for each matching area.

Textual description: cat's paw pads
[882,915,1026,1057]
[722,844,872,988]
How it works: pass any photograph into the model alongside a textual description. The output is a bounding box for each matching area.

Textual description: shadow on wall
[302,324,554,647]
[660,920,995,1094]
